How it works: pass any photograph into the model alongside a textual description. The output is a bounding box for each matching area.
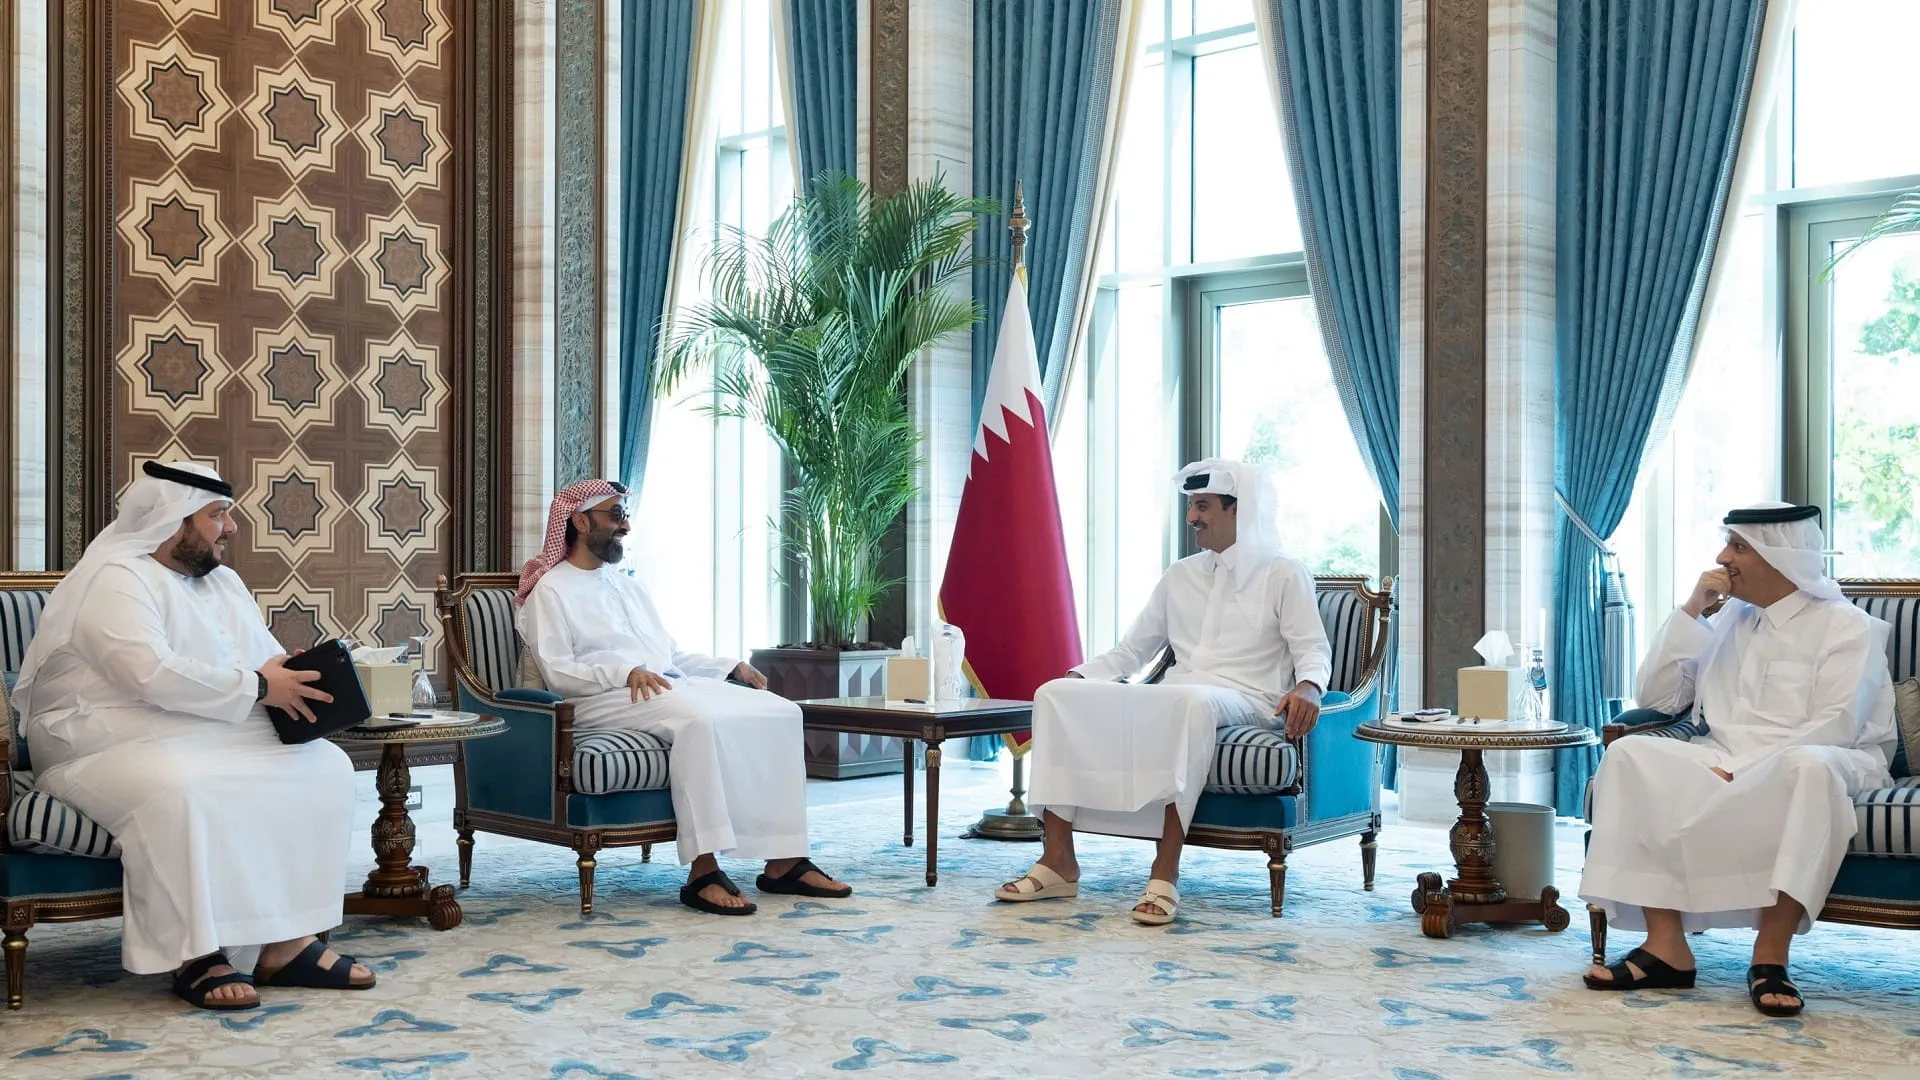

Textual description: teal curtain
[783,0,858,180]
[1263,0,1401,784]
[972,0,1127,421]
[618,0,700,494]
[1553,0,1768,813]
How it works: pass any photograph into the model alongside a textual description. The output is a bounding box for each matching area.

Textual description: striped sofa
[0,571,124,1010]
[1175,575,1394,916]
[1589,577,1920,963]
[437,573,677,917]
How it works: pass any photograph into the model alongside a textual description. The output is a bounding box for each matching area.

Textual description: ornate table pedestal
[1355,721,1599,939]
[329,715,506,930]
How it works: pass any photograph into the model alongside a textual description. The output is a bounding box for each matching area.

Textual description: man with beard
[17,461,370,1010]
[516,479,851,915]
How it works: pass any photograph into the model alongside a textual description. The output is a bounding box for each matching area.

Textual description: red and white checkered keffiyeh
[515,478,626,605]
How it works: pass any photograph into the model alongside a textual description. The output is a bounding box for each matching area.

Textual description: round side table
[329,714,505,930]
[1355,719,1598,939]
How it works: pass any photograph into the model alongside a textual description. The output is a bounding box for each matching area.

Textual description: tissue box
[356,663,414,715]
[885,657,933,702]
[1458,665,1530,720]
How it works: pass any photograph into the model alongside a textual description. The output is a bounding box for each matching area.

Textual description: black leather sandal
[681,869,757,915]
[1747,963,1805,1017]
[256,938,374,990]
[172,951,258,1011]
[756,858,853,898]
[1583,947,1697,991]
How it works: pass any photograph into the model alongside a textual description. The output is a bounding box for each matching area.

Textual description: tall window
[632,0,789,658]
[1617,0,1920,666]
[1056,0,1385,653]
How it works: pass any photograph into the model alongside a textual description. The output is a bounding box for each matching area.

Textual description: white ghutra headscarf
[14,461,233,719]
[1174,458,1283,592]
[1721,501,1843,603]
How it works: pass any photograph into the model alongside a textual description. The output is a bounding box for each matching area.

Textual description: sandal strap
[780,858,832,884]
[1006,863,1067,893]
[688,869,742,896]
[176,951,235,987]
[1748,964,1799,994]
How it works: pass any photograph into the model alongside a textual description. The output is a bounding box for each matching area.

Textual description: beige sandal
[994,862,1080,902]
[1131,879,1179,925]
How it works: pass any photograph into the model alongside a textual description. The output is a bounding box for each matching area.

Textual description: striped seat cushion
[1203,726,1299,795]
[571,729,672,794]
[1314,589,1369,695]
[7,771,119,858]
[0,589,51,771]
[460,588,522,694]
[1851,777,1920,857]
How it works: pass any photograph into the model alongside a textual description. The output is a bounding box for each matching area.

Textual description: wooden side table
[795,697,1033,886]
[1354,719,1598,938]
[329,713,505,930]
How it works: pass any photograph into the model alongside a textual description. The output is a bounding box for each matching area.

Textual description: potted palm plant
[657,171,993,776]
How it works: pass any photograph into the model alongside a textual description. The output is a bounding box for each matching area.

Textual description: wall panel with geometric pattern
[53,0,512,677]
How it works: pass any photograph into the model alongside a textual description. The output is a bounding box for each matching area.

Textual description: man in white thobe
[17,461,371,1010]
[994,459,1332,924]
[1581,502,1894,1016]
[516,479,851,916]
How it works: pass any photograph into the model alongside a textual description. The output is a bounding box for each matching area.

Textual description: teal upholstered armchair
[1588,577,1920,962]
[437,573,678,916]
[1153,575,1395,916]
[0,571,124,1010]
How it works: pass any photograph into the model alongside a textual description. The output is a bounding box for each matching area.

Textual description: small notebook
[266,639,374,744]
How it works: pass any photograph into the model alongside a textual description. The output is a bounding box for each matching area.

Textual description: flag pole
[965,181,1045,843]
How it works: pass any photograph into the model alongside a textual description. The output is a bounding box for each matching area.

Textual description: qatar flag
[938,274,1083,755]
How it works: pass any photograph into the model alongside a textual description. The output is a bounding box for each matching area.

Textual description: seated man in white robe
[1581,502,1894,1016]
[17,461,370,1011]
[994,459,1332,924]
[516,479,851,915]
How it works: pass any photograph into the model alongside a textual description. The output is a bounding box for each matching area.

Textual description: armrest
[1600,717,1692,746]
[1304,675,1381,823]
[498,687,564,706]
[455,678,563,823]
[0,737,12,853]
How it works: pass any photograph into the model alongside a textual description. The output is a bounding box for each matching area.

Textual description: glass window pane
[1215,295,1378,576]
[1792,1,1920,187]
[1112,56,1166,273]
[1115,285,1170,624]
[1192,44,1298,262]
[1826,232,1920,576]
[1192,0,1253,35]
[743,0,773,132]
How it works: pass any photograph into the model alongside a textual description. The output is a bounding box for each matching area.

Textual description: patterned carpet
[7,787,1920,1079]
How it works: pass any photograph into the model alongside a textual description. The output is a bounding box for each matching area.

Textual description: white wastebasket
[1487,801,1555,899]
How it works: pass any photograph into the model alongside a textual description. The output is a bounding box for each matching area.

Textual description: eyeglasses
[587,505,630,524]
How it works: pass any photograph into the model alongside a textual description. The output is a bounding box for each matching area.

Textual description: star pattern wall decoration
[357,579,439,671]
[357,0,449,74]
[144,0,225,25]
[256,572,341,652]
[239,445,343,563]
[243,57,345,182]
[242,189,346,309]
[116,171,231,295]
[117,37,233,160]
[354,84,445,198]
[118,306,231,428]
[255,0,347,52]
[354,452,447,564]
[242,316,342,435]
[354,327,446,441]
[354,206,446,322]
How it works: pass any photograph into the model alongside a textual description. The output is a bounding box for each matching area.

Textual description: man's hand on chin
[1275,682,1323,741]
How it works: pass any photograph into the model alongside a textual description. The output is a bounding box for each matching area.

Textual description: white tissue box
[1457,665,1529,720]
[356,663,413,715]
[885,657,933,701]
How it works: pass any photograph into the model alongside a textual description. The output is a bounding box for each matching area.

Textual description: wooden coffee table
[1354,718,1598,938]
[796,697,1033,886]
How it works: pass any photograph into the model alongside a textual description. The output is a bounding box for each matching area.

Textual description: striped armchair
[1588,577,1920,964]
[1166,575,1395,916]
[436,574,677,916]
[0,571,124,1010]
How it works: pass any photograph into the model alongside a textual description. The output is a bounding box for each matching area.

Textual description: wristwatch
[255,672,269,701]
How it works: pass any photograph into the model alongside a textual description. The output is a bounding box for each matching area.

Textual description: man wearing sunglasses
[515,479,852,916]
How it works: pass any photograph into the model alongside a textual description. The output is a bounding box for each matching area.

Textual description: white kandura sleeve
[1633,605,1715,716]
[1273,560,1332,692]
[69,564,255,724]
[517,584,633,696]
[1074,574,1171,681]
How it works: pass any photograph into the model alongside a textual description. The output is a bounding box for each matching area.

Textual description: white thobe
[23,558,354,975]
[1029,546,1333,839]
[1580,592,1896,933]
[517,562,808,864]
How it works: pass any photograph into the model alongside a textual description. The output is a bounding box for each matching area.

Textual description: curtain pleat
[784,0,858,180]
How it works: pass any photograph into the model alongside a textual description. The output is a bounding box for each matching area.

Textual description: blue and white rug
[7,794,1919,1078]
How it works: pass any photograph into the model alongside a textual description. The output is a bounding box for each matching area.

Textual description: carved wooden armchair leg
[1266,836,1291,918]
[642,843,652,863]
[457,828,475,889]
[1360,829,1379,891]
[1588,903,1608,966]
[575,836,602,917]
[4,926,27,1011]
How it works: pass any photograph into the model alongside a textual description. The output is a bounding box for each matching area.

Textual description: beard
[169,532,222,577]
[586,526,625,564]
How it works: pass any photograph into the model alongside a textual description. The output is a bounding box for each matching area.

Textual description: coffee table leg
[925,740,942,886]
[903,739,915,847]
[345,741,463,930]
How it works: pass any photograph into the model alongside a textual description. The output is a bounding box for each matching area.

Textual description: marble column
[7,0,47,568]
[513,0,560,562]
